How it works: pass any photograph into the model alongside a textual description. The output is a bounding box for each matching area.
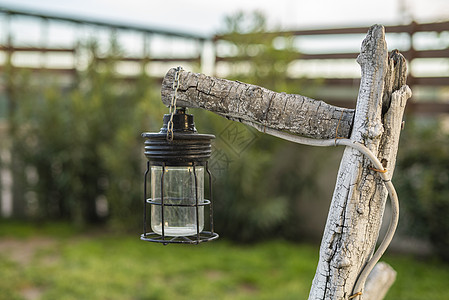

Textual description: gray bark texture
[308,25,411,300]
[161,69,354,140]
[159,24,411,300]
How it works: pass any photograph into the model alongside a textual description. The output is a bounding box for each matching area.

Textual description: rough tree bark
[308,25,411,300]
[161,68,354,140]
[160,24,411,300]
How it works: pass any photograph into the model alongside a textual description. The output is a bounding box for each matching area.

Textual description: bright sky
[0,0,448,36]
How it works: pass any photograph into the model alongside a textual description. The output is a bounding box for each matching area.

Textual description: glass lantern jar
[141,108,218,244]
[150,165,204,236]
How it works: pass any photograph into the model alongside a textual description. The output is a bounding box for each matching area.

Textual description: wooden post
[159,24,411,300]
[308,24,410,300]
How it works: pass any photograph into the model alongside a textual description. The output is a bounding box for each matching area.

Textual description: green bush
[396,119,449,261]
[8,39,161,228]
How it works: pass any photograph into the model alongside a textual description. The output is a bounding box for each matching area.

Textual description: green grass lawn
[0,222,448,300]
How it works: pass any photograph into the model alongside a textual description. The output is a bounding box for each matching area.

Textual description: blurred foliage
[218,10,301,94]
[6,36,163,229]
[0,10,339,242]
[203,11,336,242]
[395,118,449,262]
[2,10,448,263]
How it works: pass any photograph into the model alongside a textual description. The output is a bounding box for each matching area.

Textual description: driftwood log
[160,24,411,300]
[161,69,354,140]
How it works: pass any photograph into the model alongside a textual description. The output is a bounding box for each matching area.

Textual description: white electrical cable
[256,125,399,299]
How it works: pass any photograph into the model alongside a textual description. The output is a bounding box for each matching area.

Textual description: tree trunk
[308,25,411,299]
[159,24,411,300]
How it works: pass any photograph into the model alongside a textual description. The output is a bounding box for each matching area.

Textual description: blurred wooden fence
[213,21,449,114]
[1,7,448,117]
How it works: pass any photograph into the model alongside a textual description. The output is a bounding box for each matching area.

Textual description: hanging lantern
[141,107,218,245]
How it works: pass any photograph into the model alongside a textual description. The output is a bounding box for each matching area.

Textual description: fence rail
[213,20,449,114]
[0,7,448,115]
[0,7,207,41]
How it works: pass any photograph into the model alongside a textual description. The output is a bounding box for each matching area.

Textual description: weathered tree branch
[161,69,354,139]
[308,25,411,300]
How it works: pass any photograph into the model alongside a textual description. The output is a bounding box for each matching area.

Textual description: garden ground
[0,222,448,300]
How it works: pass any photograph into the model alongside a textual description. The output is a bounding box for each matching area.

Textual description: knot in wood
[337,256,352,269]
[367,123,384,140]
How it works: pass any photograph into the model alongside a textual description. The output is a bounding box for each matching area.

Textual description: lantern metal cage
[141,108,219,245]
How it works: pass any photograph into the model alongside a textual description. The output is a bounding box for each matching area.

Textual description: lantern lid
[142,108,215,165]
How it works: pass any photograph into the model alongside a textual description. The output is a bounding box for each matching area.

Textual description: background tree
[204,11,339,242]
[9,37,159,228]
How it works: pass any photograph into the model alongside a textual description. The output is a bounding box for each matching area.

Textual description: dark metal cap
[159,108,196,133]
[142,108,215,165]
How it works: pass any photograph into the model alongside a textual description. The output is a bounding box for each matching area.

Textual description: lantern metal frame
[140,108,219,245]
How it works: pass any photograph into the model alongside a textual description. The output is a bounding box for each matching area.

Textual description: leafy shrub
[396,119,449,261]
[8,39,161,228]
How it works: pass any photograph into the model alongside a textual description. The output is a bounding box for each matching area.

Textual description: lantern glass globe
[151,165,204,236]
